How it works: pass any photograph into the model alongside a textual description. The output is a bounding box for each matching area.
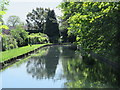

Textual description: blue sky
[3,0,62,24]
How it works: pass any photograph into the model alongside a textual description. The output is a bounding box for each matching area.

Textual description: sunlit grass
[0,44,47,62]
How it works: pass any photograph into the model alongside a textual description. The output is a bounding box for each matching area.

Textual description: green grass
[0,44,47,62]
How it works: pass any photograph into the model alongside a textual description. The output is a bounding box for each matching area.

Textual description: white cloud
[10,0,63,2]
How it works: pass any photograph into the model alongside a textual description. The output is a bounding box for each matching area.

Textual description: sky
[3,0,63,24]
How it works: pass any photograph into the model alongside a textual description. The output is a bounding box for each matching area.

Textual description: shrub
[2,34,18,51]
[28,33,49,45]
[10,25,28,47]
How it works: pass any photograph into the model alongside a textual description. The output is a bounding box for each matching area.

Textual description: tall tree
[26,8,60,43]
[44,10,60,43]
[7,15,21,27]
[26,7,46,32]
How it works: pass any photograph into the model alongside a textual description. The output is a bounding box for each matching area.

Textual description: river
[1,45,120,88]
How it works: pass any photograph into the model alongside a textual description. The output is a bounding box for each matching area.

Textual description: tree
[2,34,18,51]
[44,10,60,43]
[26,7,46,32]
[58,2,77,43]
[26,46,60,79]
[0,0,9,33]
[59,2,120,62]
[0,0,9,51]
[59,18,68,43]
[7,15,21,27]
[26,8,60,43]
[10,25,28,47]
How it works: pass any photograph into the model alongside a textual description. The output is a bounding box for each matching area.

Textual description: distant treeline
[2,7,61,51]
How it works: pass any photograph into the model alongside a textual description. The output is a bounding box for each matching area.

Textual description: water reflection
[26,46,60,79]
[26,45,120,88]
[60,46,77,59]
[62,55,120,88]
[2,45,120,88]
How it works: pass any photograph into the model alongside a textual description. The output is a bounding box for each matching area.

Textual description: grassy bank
[0,44,47,62]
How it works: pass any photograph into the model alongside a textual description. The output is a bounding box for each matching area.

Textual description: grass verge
[0,44,47,62]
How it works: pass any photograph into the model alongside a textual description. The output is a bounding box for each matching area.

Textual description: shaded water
[1,45,120,88]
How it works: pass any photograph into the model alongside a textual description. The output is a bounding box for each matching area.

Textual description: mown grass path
[0,44,47,62]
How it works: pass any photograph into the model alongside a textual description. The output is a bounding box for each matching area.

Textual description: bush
[28,33,49,45]
[10,25,28,47]
[2,35,18,51]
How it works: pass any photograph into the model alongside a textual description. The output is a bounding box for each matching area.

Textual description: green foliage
[26,8,60,43]
[26,7,46,31]
[2,34,18,51]
[0,24,9,30]
[0,11,6,15]
[58,2,79,43]
[59,2,120,61]
[10,25,28,47]
[28,33,49,44]
[2,20,49,51]
[0,0,9,34]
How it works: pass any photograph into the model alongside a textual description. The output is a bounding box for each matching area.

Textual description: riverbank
[0,43,73,70]
[0,44,47,62]
[0,44,52,70]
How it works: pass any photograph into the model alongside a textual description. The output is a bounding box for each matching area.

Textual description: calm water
[1,45,120,88]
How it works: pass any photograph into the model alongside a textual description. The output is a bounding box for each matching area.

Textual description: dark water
[0,45,120,88]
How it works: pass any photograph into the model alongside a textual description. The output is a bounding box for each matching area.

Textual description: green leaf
[0,11,6,15]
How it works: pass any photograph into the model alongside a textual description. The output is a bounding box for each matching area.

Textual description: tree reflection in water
[26,46,60,79]
[25,45,120,88]
[62,55,120,88]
